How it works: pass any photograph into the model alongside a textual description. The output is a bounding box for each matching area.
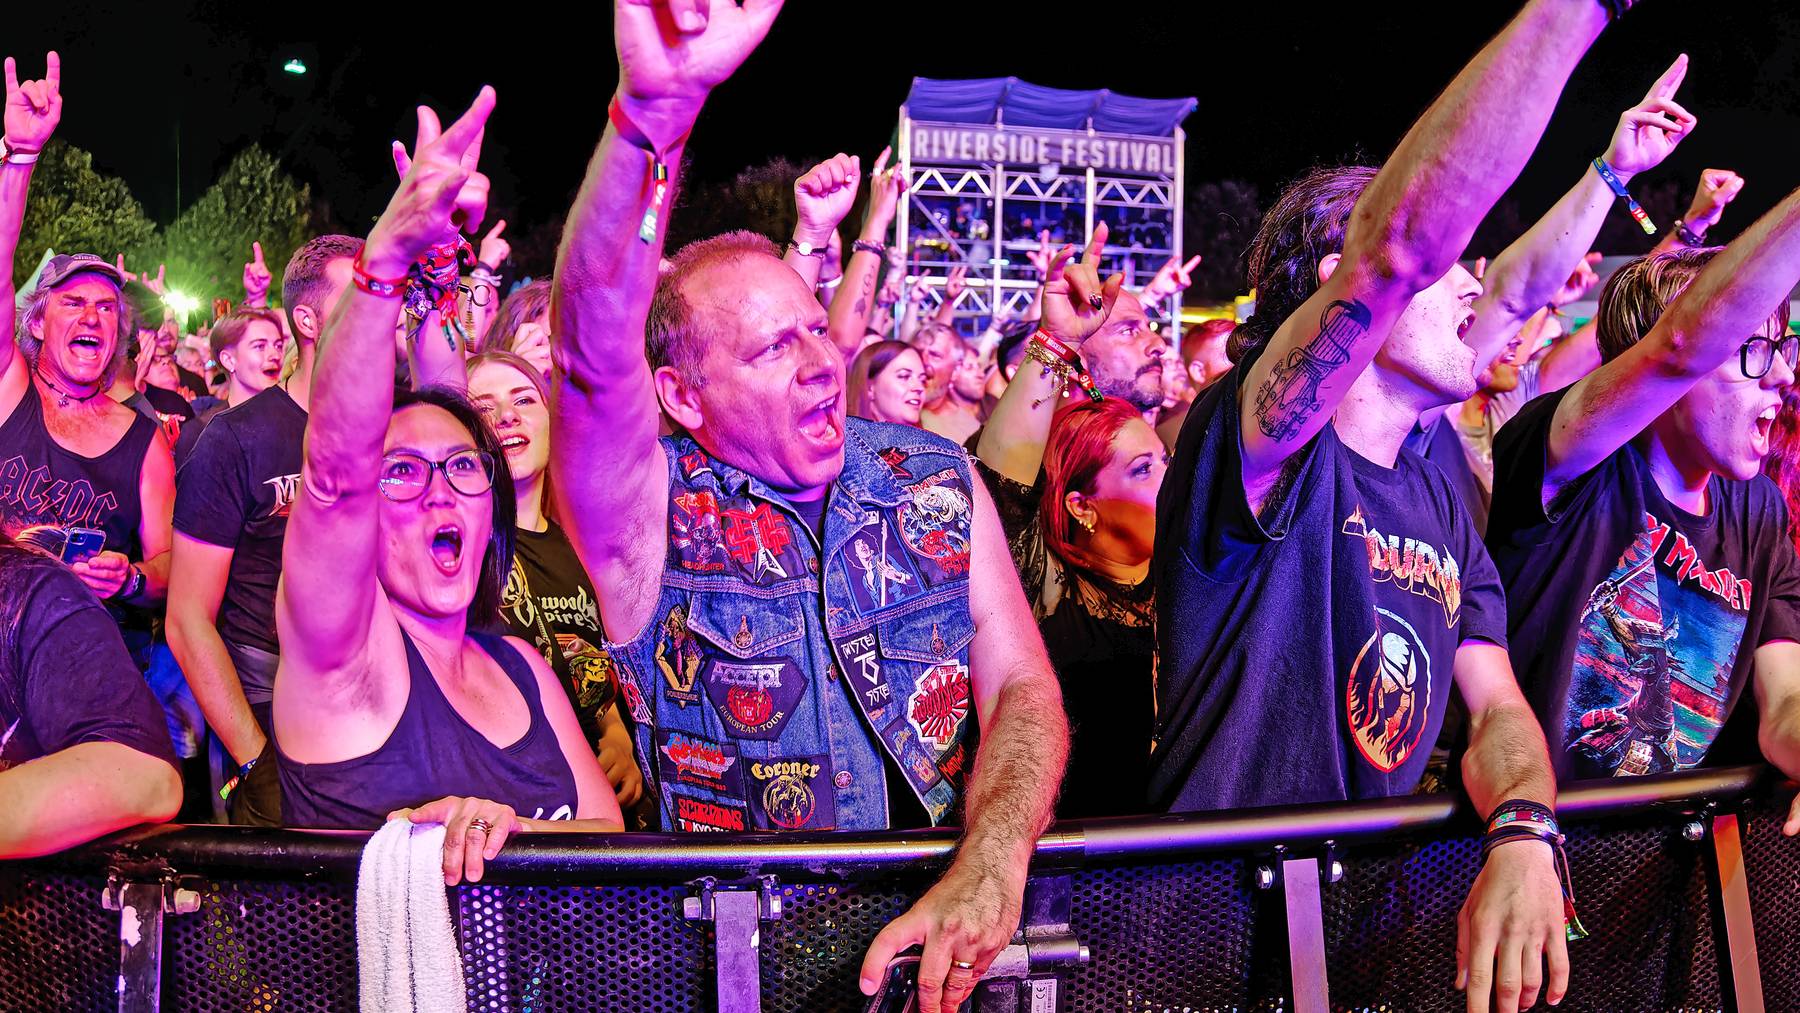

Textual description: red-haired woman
[975,396,1164,817]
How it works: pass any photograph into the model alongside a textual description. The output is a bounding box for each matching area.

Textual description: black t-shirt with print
[1488,386,1800,781]
[1150,337,1509,814]
[0,545,176,771]
[172,386,307,658]
[503,519,616,745]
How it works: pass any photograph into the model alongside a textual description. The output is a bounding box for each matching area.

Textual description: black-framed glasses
[1742,333,1800,380]
[377,449,496,501]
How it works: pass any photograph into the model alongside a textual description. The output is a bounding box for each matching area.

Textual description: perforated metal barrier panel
[1,782,1791,1012]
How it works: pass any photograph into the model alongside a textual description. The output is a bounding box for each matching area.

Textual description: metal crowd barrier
[1,765,1793,1012]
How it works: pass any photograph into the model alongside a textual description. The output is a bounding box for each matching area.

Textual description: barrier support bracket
[685,875,782,1013]
[1281,853,1330,1013]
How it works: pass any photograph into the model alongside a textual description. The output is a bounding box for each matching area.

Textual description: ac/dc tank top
[278,629,580,829]
[0,386,156,557]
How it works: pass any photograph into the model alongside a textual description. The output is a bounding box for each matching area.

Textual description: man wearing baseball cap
[0,53,175,636]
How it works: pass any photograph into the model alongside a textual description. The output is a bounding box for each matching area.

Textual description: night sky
[9,1,1800,275]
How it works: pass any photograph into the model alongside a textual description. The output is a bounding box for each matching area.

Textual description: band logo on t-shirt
[262,473,300,519]
[0,454,119,532]
[1342,505,1466,626]
[1567,511,1748,778]
[1340,503,1471,773]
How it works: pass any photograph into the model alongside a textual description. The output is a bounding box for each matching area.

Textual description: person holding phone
[0,54,174,652]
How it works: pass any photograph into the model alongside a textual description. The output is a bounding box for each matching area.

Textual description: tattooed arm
[827,147,904,362]
[1238,0,1611,510]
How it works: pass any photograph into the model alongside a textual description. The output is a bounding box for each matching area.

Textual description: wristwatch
[112,564,146,602]
[788,239,827,258]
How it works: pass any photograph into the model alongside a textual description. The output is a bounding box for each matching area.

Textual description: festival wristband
[1481,800,1588,942]
[608,96,688,246]
[352,255,406,298]
[852,239,887,257]
[1031,328,1080,364]
[219,756,259,802]
[1592,157,1656,235]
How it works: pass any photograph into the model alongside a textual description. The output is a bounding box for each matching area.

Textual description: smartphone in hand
[863,953,921,1013]
[61,527,106,565]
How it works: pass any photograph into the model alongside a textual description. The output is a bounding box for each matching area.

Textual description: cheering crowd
[6,1,1800,1010]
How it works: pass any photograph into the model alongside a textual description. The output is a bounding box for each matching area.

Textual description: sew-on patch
[746,755,836,830]
[671,792,749,833]
[656,730,744,795]
[702,657,805,739]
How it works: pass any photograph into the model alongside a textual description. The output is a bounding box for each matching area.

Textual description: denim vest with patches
[607,418,979,833]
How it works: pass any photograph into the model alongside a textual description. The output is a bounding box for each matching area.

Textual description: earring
[1078,515,1095,534]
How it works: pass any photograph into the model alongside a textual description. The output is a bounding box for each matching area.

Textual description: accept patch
[702,657,805,739]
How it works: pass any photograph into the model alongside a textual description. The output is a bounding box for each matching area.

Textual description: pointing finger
[252,241,264,265]
[487,218,507,241]
[4,58,17,94]
[872,145,891,177]
[1646,53,1688,101]
[1082,221,1109,267]
[391,140,412,179]
[44,51,60,92]
[414,105,443,156]
[439,86,497,162]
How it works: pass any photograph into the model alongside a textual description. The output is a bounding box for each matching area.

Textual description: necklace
[36,369,105,408]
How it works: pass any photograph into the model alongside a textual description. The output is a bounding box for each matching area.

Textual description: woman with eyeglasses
[274,91,620,884]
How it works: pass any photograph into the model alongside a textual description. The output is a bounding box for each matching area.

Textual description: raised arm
[1466,55,1694,376]
[826,146,904,361]
[553,0,782,642]
[975,225,1119,484]
[1545,186,1800,497]
[0,53,60,397]
[1653,168,1744,256]
[390,129,492,391]
[1239,0,1611,494]
[783,153,858,291]
[276,88,496,677]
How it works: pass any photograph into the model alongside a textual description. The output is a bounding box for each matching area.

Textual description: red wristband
[352,254,406,298]
[1031,329,1080,364]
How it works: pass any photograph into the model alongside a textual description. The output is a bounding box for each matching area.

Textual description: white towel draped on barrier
[356,819,467,1012]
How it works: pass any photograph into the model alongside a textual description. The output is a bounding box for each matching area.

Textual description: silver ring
[467,817,494,836]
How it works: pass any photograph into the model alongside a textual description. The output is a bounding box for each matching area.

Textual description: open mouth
[1755,405,1780,451]
[262,363,282,379]
[68,335,105,360]
[430,524,464,573]
[797,394,844,450]
[499,433,530,457]
[1456,312,1476,342]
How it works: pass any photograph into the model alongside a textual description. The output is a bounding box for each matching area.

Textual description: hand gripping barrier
[0,764,1792,1011]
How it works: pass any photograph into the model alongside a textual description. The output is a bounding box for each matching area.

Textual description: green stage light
[283,58,307,75]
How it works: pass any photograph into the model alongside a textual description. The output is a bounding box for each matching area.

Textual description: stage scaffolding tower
[895,78,1196,342]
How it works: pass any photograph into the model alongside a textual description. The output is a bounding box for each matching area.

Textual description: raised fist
[366,87,497,278]
[1684,168,1744,231]
[3,53,62,153]
[794,153,860,243]
[1603,54,1695,178]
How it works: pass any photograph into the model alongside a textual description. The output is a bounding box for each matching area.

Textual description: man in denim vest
[548,5,1069,1011]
